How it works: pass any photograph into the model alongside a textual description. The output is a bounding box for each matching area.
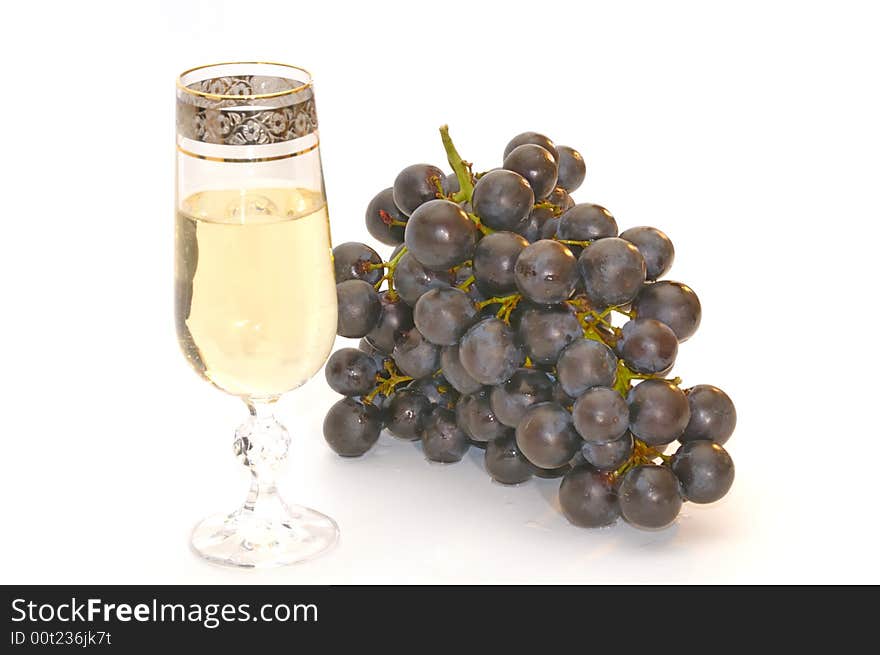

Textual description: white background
[1,0,878,584]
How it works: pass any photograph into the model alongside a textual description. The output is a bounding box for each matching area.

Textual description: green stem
[555,238,592,248]
[373,246,408,291]
[477,293,522,324]
[467,212,494,235]
[364,360,413,404]
[439,125,475,204]
[456,274,476,291]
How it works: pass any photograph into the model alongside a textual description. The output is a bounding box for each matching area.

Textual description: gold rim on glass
[176,61,313,101]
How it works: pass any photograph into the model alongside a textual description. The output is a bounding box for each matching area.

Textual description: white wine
[175,187,337,399]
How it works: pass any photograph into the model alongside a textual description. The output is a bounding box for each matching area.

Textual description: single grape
[472,169,535,231]
[559,465,620,528]
[618,464,683,529]
[557,204,618,242]
[407,375,459,409]
[404,199,477,271]
[503,131,558,161]
[546,186,575,212]
[578,237,646,308]
[572,387,630,443]
[422,406,470,463]
[366,290,414,353]
[392,252,452,306]
[671,440,735,503]
[516,205,553,242]
[581,431,634,470]
[392,163,446,216]
[514,239,578,304]
[485,431,534,484]
[617,318,678,374]
[473,231,530,296]
[555,145,586,192]
[556,338,618,397]
[619,226,675,281]
[540,213,561,240]
[458,318,525,386]
[413,286,478,346]
[503,144,559,200]
[517,305,582,368]
[333,241,383,285]
[323,397,383,457]
[385,388,432,440]
[365,187,408,245]
[632,281,701,342]
[489,368,555,427]
[391,328,440,379]
[515,402,582,469]
[681,385,736,445]
[445,172,461,195]
[627,379,690,445]
[336,279,382,338]
[456,387,508,442]
[440,344,483,395]
[325,348,380,397]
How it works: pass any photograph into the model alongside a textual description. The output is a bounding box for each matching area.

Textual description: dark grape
[671,441,735,503]
[572,387,630,443]
[385,388,432,440]
[516,305,582,368]
[514,239,578,304]
[365,290,414,353]
[413,286,478,346]
[578,237,646,308]
[391,328,440,379]
[472,169,535,231]
[556,338,618,397]
[458,318,525,386]
[407,375,459,409]
[440,344,483,395]
[503,131,558,161]
[553,381,577,409]
[456,388,508,442]
[557,204,618,242]
[682,385,737,445]
[323,397,383,457]
[489,368,555,427]
[404,199,477,271]
[485,431,534,484]
[336,279,381,338]
[445,172,461,195]
[325,348,380,397]
[365,187,408,245]
[559,465,620,527]
[333,242,383,285]
[632,281,701,342]
[392,163,445,216]
[473,231,529,296]
[581,431,634,470]
[546,186,575,212]
[392,252,452,306]
[515,402,581,469]
[540,213,561,240]
[627,379,690,446]
[555,145,586,192]
[618,464,683,529]
[619,226,675,281]
[617,318,678,374]
[517,205,553,242]
[422,407,470,463]
[503,144,558,199]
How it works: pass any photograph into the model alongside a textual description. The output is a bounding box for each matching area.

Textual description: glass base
[191,502,339,568]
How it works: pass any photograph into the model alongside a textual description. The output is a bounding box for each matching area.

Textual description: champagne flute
[175,62,338,567]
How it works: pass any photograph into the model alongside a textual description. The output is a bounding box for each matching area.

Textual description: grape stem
[534,200,564,217]
[439,125,475,204]
[555,238,592,248]
[378,209,407,229]
[613,360,682,397]
[467,211,494,235]
[372,246,409,293]
[364,359,414,405]
[612,439,672,478]
[477,293,522,324]
[456,275,476,291]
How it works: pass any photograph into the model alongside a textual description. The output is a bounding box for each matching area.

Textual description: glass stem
[234,398,291,515]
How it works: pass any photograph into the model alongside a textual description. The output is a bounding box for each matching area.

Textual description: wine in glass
[175,62,338,567]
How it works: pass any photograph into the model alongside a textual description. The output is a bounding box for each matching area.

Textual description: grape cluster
[323,127,736,531]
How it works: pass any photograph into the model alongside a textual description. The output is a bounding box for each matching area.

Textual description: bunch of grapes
[323,127,736,530]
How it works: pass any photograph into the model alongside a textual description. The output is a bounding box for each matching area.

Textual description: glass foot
[191,503,339,568]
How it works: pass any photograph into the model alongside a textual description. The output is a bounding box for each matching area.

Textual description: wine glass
[175,62,338,567]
